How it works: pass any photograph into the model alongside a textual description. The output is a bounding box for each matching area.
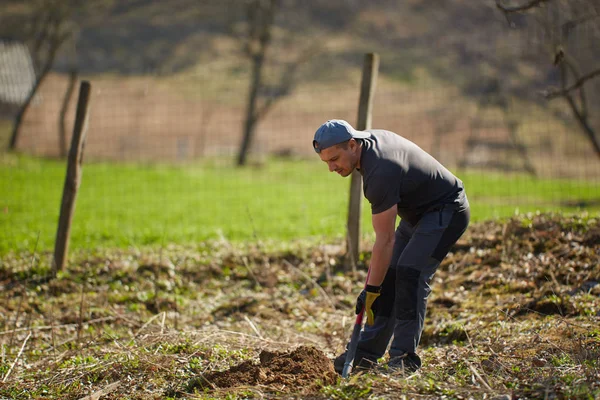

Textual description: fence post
[346,53,379,272]
[53,81,92,276]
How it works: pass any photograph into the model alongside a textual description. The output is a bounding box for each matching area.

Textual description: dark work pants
[355,196,470,360]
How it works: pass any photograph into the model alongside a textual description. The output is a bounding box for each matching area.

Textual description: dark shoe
[333,351,378,375]
[385,353,422,374]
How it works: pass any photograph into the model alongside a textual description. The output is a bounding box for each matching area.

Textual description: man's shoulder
[366,129,411,146]
[366,128,399,137]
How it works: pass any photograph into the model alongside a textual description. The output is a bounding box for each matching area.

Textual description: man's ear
[349,138,357,150]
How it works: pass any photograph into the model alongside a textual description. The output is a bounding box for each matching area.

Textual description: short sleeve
[364,173,401,214]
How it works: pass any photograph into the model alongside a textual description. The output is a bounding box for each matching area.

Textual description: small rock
[532,357,547,367]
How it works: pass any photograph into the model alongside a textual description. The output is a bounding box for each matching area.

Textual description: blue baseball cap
[313,119,370,153]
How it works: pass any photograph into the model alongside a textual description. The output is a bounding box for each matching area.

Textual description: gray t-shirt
[358,129,465,225]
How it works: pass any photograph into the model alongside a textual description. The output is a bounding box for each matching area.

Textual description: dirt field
[0,213,598,399]
[13,73,600,179]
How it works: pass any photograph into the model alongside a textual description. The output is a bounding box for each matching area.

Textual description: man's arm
[367,205,397,286]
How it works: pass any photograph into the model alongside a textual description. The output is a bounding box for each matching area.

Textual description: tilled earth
[0,213,598,399]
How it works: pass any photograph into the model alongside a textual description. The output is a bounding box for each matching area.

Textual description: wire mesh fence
[15,70,600,175]
[14,69,600,170]
[13,62,600,172]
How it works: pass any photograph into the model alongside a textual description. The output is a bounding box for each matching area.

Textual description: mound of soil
[200,346,337,392]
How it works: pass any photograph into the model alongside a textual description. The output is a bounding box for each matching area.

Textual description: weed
[60,354,99,367]
[550,354,574,368]
[321,380,372,400]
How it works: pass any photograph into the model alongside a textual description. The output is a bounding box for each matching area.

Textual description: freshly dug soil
[200,345,337,392]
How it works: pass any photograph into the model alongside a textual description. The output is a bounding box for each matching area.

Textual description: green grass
[1,153,598,254]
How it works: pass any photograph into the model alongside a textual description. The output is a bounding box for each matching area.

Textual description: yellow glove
[356,285,381,326]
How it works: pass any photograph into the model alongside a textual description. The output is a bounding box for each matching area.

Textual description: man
[313,119,470,374]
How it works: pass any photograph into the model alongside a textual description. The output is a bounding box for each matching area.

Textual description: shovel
[341,268,371,378]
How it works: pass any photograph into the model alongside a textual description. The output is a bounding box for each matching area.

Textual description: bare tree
[236,0,280,166]
[58,68,79,158]
[5,0,79,151]
[231,0,321,166]
[496,0,600,157]
[53,18,80,158]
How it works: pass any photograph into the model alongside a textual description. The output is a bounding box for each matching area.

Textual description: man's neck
[356,144,363,170]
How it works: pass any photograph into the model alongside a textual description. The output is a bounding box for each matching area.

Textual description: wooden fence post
[53,80,91,276]
[346,53,379,272]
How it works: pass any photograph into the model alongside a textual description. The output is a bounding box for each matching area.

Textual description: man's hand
[356,285,381,326]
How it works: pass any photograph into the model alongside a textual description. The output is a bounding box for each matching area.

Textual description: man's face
[318,140,359,177]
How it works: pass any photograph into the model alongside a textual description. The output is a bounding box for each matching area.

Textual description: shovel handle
[341,268,371,378]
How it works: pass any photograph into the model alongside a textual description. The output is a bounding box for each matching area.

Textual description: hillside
[0,1,563,94]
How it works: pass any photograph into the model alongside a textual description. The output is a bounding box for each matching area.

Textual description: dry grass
[0,213,599,399]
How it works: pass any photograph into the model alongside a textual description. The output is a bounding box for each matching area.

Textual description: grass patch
[1,154,598,254]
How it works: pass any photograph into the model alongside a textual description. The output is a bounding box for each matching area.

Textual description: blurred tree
[496,0,600,157]
[3,0,78,151]
[235,0,281,166]
[229,0,331,166]
[2,0,115,154]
